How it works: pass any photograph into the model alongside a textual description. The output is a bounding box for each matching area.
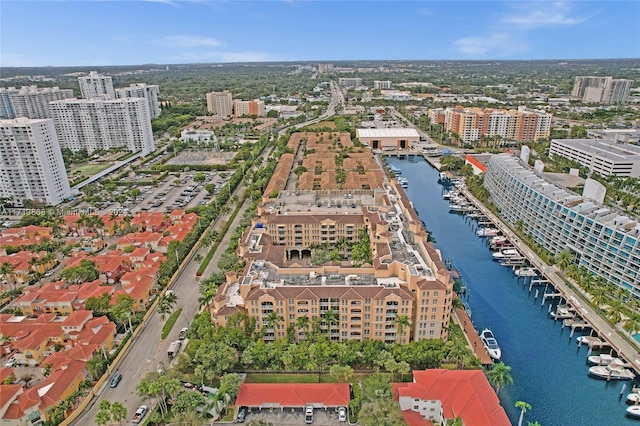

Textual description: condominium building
[338,78,363,88]
[78,71,115,100]
[317,63,334,73]
[374,80,392,90]
[210,132,454,344]
[234,99,266,118]
[549,138,640,177]
[428,106,552,143]
[0,86,74,119]
[115,83,161,119]
[572,76,632,104]
[484,153,640,297]
[49,98,155,155]
[0,118,71,206]
[206,90,233,117]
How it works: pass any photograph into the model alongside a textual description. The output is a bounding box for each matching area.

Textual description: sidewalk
[453,307,494,366]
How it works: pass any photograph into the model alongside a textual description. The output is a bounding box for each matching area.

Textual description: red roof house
[394,369,510,426]
[235,383,350,409]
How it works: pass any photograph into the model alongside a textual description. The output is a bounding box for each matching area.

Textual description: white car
[338,407,347,422]
[6,356,17,367]
[305,406,314,424]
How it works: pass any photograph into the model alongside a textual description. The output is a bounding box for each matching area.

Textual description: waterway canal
[389,158,636,426]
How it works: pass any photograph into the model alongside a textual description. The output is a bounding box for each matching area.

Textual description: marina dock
[454,307,494,366]
[460,187,640,375]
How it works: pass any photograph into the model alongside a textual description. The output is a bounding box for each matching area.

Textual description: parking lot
[240,407,347,425]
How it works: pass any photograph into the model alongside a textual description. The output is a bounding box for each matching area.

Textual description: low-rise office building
[356,128,420,150]
[550,138,640,178]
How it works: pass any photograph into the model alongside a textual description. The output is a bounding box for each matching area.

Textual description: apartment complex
[317,63,334,73]
[338,78,363,88]
[374,80,392,90]
[234,99,266,118]
[550,138,640,177]
[484,153,640,297]
[210,132,454,344]
[428,106,552,143]
[49,97,155,154]
[115,83,161,119]
[572,76,633,104]
[0,118,71,206]
[78,71,115,99]
[206,90,233,117]
[0,86,75,120]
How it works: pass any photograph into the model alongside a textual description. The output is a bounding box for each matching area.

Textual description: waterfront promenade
[461,187,640,374]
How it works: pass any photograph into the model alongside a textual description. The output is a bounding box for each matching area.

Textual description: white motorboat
[588,353,624,366]
[550,306,575,320]
[449,203,471,213]
[626,392,640,404]
[515,267,538,277]
[627,405,640,418]
[480,328,502,360]
[477,228,499,237]
[589,363,636,380]
[577,336,605,347]
[492,248,520,260]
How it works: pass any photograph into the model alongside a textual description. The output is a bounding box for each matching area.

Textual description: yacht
[626,405,640,418]
[588,363,636,381]
[480,328,502,360]
[477,228,499,237]
[492,248,520,260]
[588,353,625,366]
[515,267,538,278]
[550,306,575,320]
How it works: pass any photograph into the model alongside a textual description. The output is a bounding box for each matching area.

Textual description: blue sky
[1,1,638,67]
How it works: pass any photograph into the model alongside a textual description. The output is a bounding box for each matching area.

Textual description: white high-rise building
[0,86,74,119]
[78,71,115,100]
[338,78,363,88]
[115,83,161,119]
[49,98,155,155]
[374,81,392,90]
[206,90,233,117]
[572,76,632,104]
[0,118,71,206]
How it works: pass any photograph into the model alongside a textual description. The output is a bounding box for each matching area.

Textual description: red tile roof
[395,369,510,426]
[236,383,350,408]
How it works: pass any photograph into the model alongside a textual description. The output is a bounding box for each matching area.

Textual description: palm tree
[393,314,411,342]
[515,400,532,426]
[624,312,640,335]
[605,299,626,324]
[296,316,310,340]
[111,401,128,425]
[264,311,283,331]
[0,261,15,289]
[555,249,573,270]
[590,286,610,310]
[487,362,513,394]
[322,309,339,334]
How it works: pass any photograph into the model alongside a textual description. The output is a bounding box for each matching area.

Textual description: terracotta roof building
[394,369,510,426]
[210,132,454,344]
[235,383,350,409]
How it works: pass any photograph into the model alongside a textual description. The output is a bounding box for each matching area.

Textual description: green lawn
[69,163,111,176]
[304,121,337,130]
[246,372,373,384]
[161,308,182,339]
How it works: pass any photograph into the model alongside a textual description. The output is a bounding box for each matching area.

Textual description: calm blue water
[390,158,636,426]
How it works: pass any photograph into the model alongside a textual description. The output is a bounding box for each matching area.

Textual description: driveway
[242,407,346,425]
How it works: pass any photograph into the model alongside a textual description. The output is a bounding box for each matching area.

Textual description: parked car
[6,356,16,367]
[178,327,188,340]
[109,372,122,388]
[305,406,314,424]
[237,406,248,423]
[338,406,347,422]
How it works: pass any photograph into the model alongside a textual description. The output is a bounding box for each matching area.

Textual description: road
[71,82,344,425]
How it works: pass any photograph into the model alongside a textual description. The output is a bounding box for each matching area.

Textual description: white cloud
[502,1,591,29]
[142,0,178,6]
[154,35,223,48]
[454,33,527,57]
[417,8,434,16]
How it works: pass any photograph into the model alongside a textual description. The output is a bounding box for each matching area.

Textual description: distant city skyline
[1,1,639,67]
